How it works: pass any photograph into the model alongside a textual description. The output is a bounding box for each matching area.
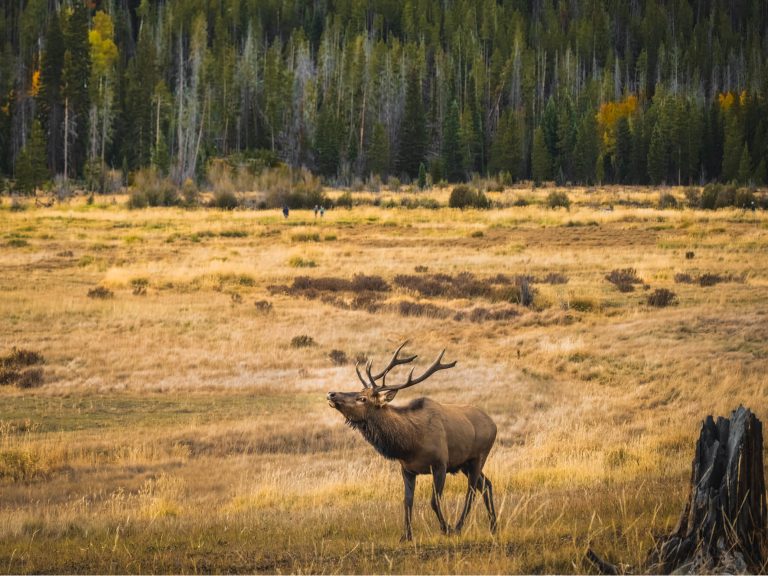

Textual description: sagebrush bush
[647,288,677,307]
[546,191,571,209]
[605,268,643,292]
[291,335,316,348]
[87,286,114,299]
[449,185,489,209]
[210,189,239,210]
[328,349,348,366]
[658,192,678,209]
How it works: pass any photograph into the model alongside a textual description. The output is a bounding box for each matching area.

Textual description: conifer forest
[2,0,768,190]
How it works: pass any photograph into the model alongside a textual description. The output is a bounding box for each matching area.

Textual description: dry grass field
[1,186,767,574]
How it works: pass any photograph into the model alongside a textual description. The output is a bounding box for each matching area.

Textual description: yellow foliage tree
[597,94,637,152]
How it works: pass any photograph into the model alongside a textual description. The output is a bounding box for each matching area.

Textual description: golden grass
[0,186,767,573]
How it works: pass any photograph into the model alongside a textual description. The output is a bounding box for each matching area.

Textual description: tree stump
[588,406,767,574]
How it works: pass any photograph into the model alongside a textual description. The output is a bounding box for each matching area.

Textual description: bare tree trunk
[64,97,69,182]
[587,406,767,575]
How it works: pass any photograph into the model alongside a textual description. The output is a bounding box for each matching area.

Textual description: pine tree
[314,102,341,179]
[37,10,65,174]
[417,162,427,189]
[574,114,598,185]
[443,99,463,182]
[647,121,668,185]
[62,0,92,178]
[722,111,745,182]
[397,68,426,179]
[367,122,389,178]
[531,126,551,185]
[614,116,632,183]
[15,119,49,194]
[737,144,752,184]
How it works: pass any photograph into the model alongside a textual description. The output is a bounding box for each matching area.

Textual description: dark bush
[87,286,114,299]
[700,184,720,210]
[684,187,701,208]
[335,192,354,209]
[674,273,694,284]
[414,265,429,273]
[715,185,737,209]
[0,348,44,388]
[516,276,535,307]
[394,300,451,319]
[291,335,316,348]
[131,278,148,296]
[734,188,756,209]
[546,191,571,209]
[449,185,490,209]
[685,251,695,259]
[647,288,677,307]
[699,273,724,287]
[1,347,43,369]
[128,190,149,209]
[658,192,678,209]
[468,306,520,323]
[211,189,239,210]
[16,367,44,388]
[328,349,348,366]
[605,268,643,292]
[254,300,273,312]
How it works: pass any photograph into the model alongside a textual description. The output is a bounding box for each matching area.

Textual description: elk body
[327,343,497,541]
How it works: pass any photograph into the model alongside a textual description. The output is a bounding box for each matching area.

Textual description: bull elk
[327,342,497,541]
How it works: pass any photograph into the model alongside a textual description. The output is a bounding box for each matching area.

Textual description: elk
[326,342,497,541]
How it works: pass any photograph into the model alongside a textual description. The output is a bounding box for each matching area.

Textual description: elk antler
[356,341,418,389]
[375,348,456,394]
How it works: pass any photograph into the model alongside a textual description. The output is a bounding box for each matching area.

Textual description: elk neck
[347,400,423,460]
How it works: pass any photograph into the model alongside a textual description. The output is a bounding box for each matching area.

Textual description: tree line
[2,0,768,194]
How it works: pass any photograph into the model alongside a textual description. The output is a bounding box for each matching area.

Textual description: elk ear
[382,389,398,403]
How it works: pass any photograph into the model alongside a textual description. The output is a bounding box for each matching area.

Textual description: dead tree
[588,406,767,574]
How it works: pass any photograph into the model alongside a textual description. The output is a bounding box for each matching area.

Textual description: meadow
[1,186,766,574]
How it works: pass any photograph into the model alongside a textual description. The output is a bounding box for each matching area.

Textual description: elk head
[326,341,456,422]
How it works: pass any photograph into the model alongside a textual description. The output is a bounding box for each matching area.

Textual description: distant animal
[327,342,497,541]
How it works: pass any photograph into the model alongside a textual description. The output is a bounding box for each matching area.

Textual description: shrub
[674,273,694,284]
[546,191,571,209]
[211,189,239,210]
[132,169,179,207]
[699,273,724,287]
[131,278,149,296]
[684,187,701,208]
[658,192,678,209]
[605,268,643,292]
[700,183,720,210]
[288,256,317,268]
[87,286,114,299]
[328,349,348,366]
[449,185,489,209]
[291,335,316,348]
[715,185,737,209]
[128,190,148,209]
[254,300,273,313]
[0,348,45,388]
[414,265,429,273]
[335,192,354,209]
[734,188,756,209]
[685,251,695,259]
[647,288,677,307]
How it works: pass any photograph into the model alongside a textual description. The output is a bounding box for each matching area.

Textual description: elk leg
[401,469,416,542]
[430,465,451,534]
[478,473,497,534]
[455,464,480,534]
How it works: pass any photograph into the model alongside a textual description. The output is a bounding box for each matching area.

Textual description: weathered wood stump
[587,406,767,574]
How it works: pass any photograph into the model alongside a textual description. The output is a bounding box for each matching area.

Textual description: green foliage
[443,100,463,182]
[14,120,48,195]
[397,68,427,179]
[417,163,427,190]
[531,127,551,185]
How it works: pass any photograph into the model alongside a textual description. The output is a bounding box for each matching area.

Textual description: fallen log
[587,406,767,574]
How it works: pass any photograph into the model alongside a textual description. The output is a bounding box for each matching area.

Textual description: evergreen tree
[443,100,463,182]
[367,122,389,178]
[37,10,65,173]
[737,144,752,184]
[489,110,523,180]
[314,103,341,179]
[15,119,49,194]
[417,162,427,189]
[61,0,92,178]
[614,116,633,183]
[574,114,598,184]
[647,121,668,185]
[531,126,551,185]
[722,110,745,182]
[397,68,426,179]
